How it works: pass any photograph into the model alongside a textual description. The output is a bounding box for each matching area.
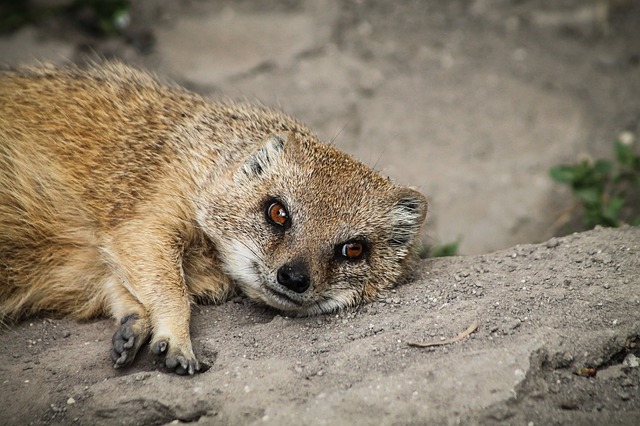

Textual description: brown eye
[340,241,365,260]
[267,201,289,227]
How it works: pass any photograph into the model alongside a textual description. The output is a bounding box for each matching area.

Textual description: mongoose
[0,62,427,375]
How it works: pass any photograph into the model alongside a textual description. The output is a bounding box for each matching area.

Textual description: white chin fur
[221,238,264,290]
[283,290,360,317]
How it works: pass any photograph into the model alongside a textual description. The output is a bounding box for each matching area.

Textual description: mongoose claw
[166,355,200,376]
[110,314,148,368]
[150,340,168,355]
[151,339,200,375]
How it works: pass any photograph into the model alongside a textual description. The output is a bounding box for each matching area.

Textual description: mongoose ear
[240,133,287,179]
[388,188,428,248]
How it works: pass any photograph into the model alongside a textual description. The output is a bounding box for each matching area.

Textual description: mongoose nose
[276,261,310,294]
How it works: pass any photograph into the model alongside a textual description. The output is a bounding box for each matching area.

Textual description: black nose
[276,261,311,294]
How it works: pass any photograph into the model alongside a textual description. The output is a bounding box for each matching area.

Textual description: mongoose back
[0,62,427,374]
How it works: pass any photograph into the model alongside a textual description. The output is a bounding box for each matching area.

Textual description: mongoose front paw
[151,339,200,375]
[110,314,150,368]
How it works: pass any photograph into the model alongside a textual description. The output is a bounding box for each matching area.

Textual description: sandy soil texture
[0,227,638,425]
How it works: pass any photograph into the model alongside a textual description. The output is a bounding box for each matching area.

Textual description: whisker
[329,117,353,147]
[232,237,263,263]
[371,133,398,172]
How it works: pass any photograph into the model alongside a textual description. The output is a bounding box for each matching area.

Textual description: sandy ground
[1,1,639,425]
[0,227,638,425]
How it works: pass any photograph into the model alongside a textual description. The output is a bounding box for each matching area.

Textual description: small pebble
[546,238,560,248]
[67,397,75,405]
[559,400,578,410]
[623,353,639,368]
[621,377,634,387]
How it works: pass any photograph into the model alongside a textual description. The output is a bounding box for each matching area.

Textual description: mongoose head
[197,133,427,315]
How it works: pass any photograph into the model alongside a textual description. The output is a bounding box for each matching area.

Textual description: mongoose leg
[105,276,152,368]
[102,220,201,375]
[148,294,199,375]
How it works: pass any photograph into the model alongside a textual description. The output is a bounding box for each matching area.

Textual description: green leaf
[574,187,601,205]
[430,241,460,258]
[550,165,580,183]
[592,160,613,176]
[602,196,624,225]
[616,140,636,167]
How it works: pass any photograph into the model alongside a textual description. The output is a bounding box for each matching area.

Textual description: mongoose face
[197,133,427,315]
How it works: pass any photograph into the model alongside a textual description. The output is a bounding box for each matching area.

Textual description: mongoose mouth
[262,285,305,310]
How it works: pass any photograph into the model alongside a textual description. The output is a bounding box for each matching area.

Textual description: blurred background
[1,0,639,254]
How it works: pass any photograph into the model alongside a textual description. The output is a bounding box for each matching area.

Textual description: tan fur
[0,62,427,374]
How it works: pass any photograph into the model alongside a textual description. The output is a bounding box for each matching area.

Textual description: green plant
[550,132,640,228]
[428,240,460,258]
[416,239,460,258]
[0,0,130,36]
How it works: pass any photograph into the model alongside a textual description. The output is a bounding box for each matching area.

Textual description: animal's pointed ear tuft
[388,188,428,248]
[240,133,287,178]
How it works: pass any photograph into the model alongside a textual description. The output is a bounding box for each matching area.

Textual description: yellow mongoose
[0,62,427,375]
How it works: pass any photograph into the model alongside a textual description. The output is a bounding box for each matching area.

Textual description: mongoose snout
[276,260,311,294]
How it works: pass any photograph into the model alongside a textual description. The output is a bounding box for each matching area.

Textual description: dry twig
[407,322,478,348]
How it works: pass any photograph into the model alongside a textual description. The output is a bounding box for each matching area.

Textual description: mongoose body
[0,62,427,374]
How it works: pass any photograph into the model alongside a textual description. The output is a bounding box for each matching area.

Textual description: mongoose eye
[266,200,289,228]
[337,240,367,261]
